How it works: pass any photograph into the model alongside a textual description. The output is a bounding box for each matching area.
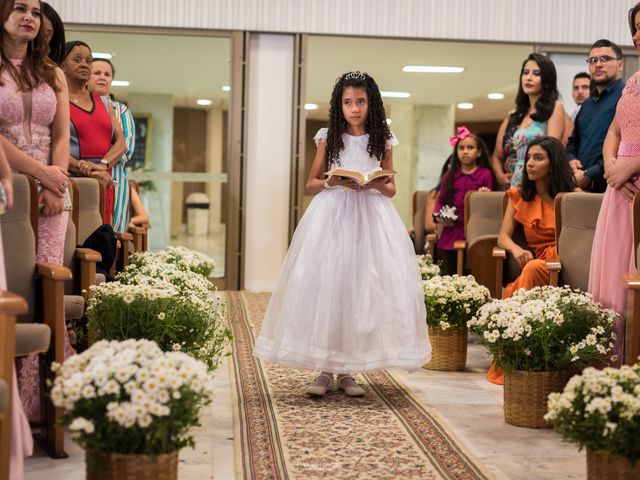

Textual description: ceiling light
[221,85,231,92]
[380,91,411,98]
[304,103,318,111]
[111,80,130,87]
[197,99,213,106]
[488,93,505,100]
[92,52,113,60]
[457,102,474,110]
[386,119,392,125]
[403,65,465,74]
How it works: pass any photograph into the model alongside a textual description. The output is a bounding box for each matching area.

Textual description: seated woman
[488,136,576,384]
[128,182,150,229]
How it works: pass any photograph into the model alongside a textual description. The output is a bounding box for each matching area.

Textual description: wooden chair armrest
[624,273,640,288]
[546,259,561,287]
[36,263,72,281]
[129,226,146,235]
[115,231,133,242]
[75,248,102,262]
[453,240,467,251]
[76,248,101,300]
[0,291,28,315]
[492,247,506,258]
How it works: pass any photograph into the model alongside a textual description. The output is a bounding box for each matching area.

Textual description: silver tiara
[344,71,367,80]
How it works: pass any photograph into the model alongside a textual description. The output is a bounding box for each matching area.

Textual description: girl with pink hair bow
[433,126,495,275]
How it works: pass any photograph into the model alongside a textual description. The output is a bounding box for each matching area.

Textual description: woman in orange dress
[487,136,576,384]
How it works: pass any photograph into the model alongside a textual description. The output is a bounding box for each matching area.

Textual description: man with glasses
[567,39,625,192]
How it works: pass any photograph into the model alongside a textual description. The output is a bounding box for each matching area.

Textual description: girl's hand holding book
[360,176,390,192]
[326,175,361,190]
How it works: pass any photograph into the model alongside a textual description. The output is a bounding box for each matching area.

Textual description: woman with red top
[61,40,125,224]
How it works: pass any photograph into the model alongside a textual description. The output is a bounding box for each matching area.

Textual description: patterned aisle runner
[227,291,493,480]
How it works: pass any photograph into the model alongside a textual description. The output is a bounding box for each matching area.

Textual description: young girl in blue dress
[254,71,431,397]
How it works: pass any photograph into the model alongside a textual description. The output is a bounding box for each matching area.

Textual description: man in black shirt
[567,39,625,193]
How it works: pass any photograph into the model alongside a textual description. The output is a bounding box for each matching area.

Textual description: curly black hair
[520,136,575,202]
[509,53,559,129]
[325,71,392,167]
[440,135,494,206]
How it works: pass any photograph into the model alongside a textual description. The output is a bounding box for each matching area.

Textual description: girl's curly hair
[325,71,392,167]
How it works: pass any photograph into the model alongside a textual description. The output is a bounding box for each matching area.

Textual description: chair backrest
[556,192,604,291]
[412,190,431,254]
[2,175,36,323]
[465,191,505,248]
[73,178,104,245]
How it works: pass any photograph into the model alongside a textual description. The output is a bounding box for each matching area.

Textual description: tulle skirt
[253,188,431,373]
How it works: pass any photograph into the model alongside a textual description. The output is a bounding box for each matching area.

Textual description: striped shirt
[111,100,135,232]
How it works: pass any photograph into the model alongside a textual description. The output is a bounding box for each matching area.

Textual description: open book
[325,168,397,186]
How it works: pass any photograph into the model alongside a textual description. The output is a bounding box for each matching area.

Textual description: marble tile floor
[25,343,584,480]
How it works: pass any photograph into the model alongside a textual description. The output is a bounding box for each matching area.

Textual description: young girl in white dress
[253,71,431,396]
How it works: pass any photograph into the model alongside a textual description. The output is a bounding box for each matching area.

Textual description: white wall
[49,0,634,47]
[416,105,455,192]
[244,34,294,291]
[549,53,592,117]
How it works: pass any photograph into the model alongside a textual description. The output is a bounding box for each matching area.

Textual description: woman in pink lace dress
[589,3,640,364]
[0,2,70,475]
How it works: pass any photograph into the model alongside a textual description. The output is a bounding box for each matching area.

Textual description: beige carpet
[227,291,494,480]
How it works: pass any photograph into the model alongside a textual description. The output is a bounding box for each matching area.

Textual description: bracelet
[324,181,333,189]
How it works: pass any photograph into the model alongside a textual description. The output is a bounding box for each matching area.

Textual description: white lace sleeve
[313,128,328,146]
[386,132,399,150]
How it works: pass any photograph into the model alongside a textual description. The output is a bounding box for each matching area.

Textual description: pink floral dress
[589,71,640,362]
[0,60,72,425]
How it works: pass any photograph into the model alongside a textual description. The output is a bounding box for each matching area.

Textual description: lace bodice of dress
[313,128,398,173]
[616,72,640,158]
[0,59,56,164]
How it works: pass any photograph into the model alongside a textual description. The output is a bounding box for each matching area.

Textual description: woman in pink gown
[0,3,70,477]
[589,4,640,364]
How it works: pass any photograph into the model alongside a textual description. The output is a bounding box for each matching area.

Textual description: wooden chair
[491,193,559,298]
[624,193,640,365]
[0,292,29,480]
[553,192,603,291]
[72,178,133,274]
[453,191,504,295]
[1,174,71,458]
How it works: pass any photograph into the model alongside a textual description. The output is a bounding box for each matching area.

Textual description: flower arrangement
[434,204,458,223]
[468,286,615,373]
[51,339,212,455]
[129,246,216,278]
[423,275,490,330]
[417,254,440,280]
[88,247,232,371]
[546,363,640,460]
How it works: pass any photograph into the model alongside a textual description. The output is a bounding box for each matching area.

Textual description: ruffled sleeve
[385,132,399,150]
[313,128,328,146]
[507,188,554,230]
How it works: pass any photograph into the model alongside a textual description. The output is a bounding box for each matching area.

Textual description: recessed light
[457,102,474,110]
[93,52,113,60]
[403,65,465,74]
[221,85,231,92]
[111,80,130,87]
[197,99,213,106]
[380,91,411,98]
[304,103,319,111]
[488,93,505,100]
[386,119,392,125]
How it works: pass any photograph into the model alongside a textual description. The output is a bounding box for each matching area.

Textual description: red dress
[70,93,114,224]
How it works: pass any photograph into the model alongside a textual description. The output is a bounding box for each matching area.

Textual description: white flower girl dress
[254,128,431,372]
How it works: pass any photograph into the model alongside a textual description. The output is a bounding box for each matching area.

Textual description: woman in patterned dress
[89,58,135,233]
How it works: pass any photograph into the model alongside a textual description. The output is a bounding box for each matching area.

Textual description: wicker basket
[504,370,567,428]
[86,450,179,480]
[587,449,640,479]
[423,326,468,371]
